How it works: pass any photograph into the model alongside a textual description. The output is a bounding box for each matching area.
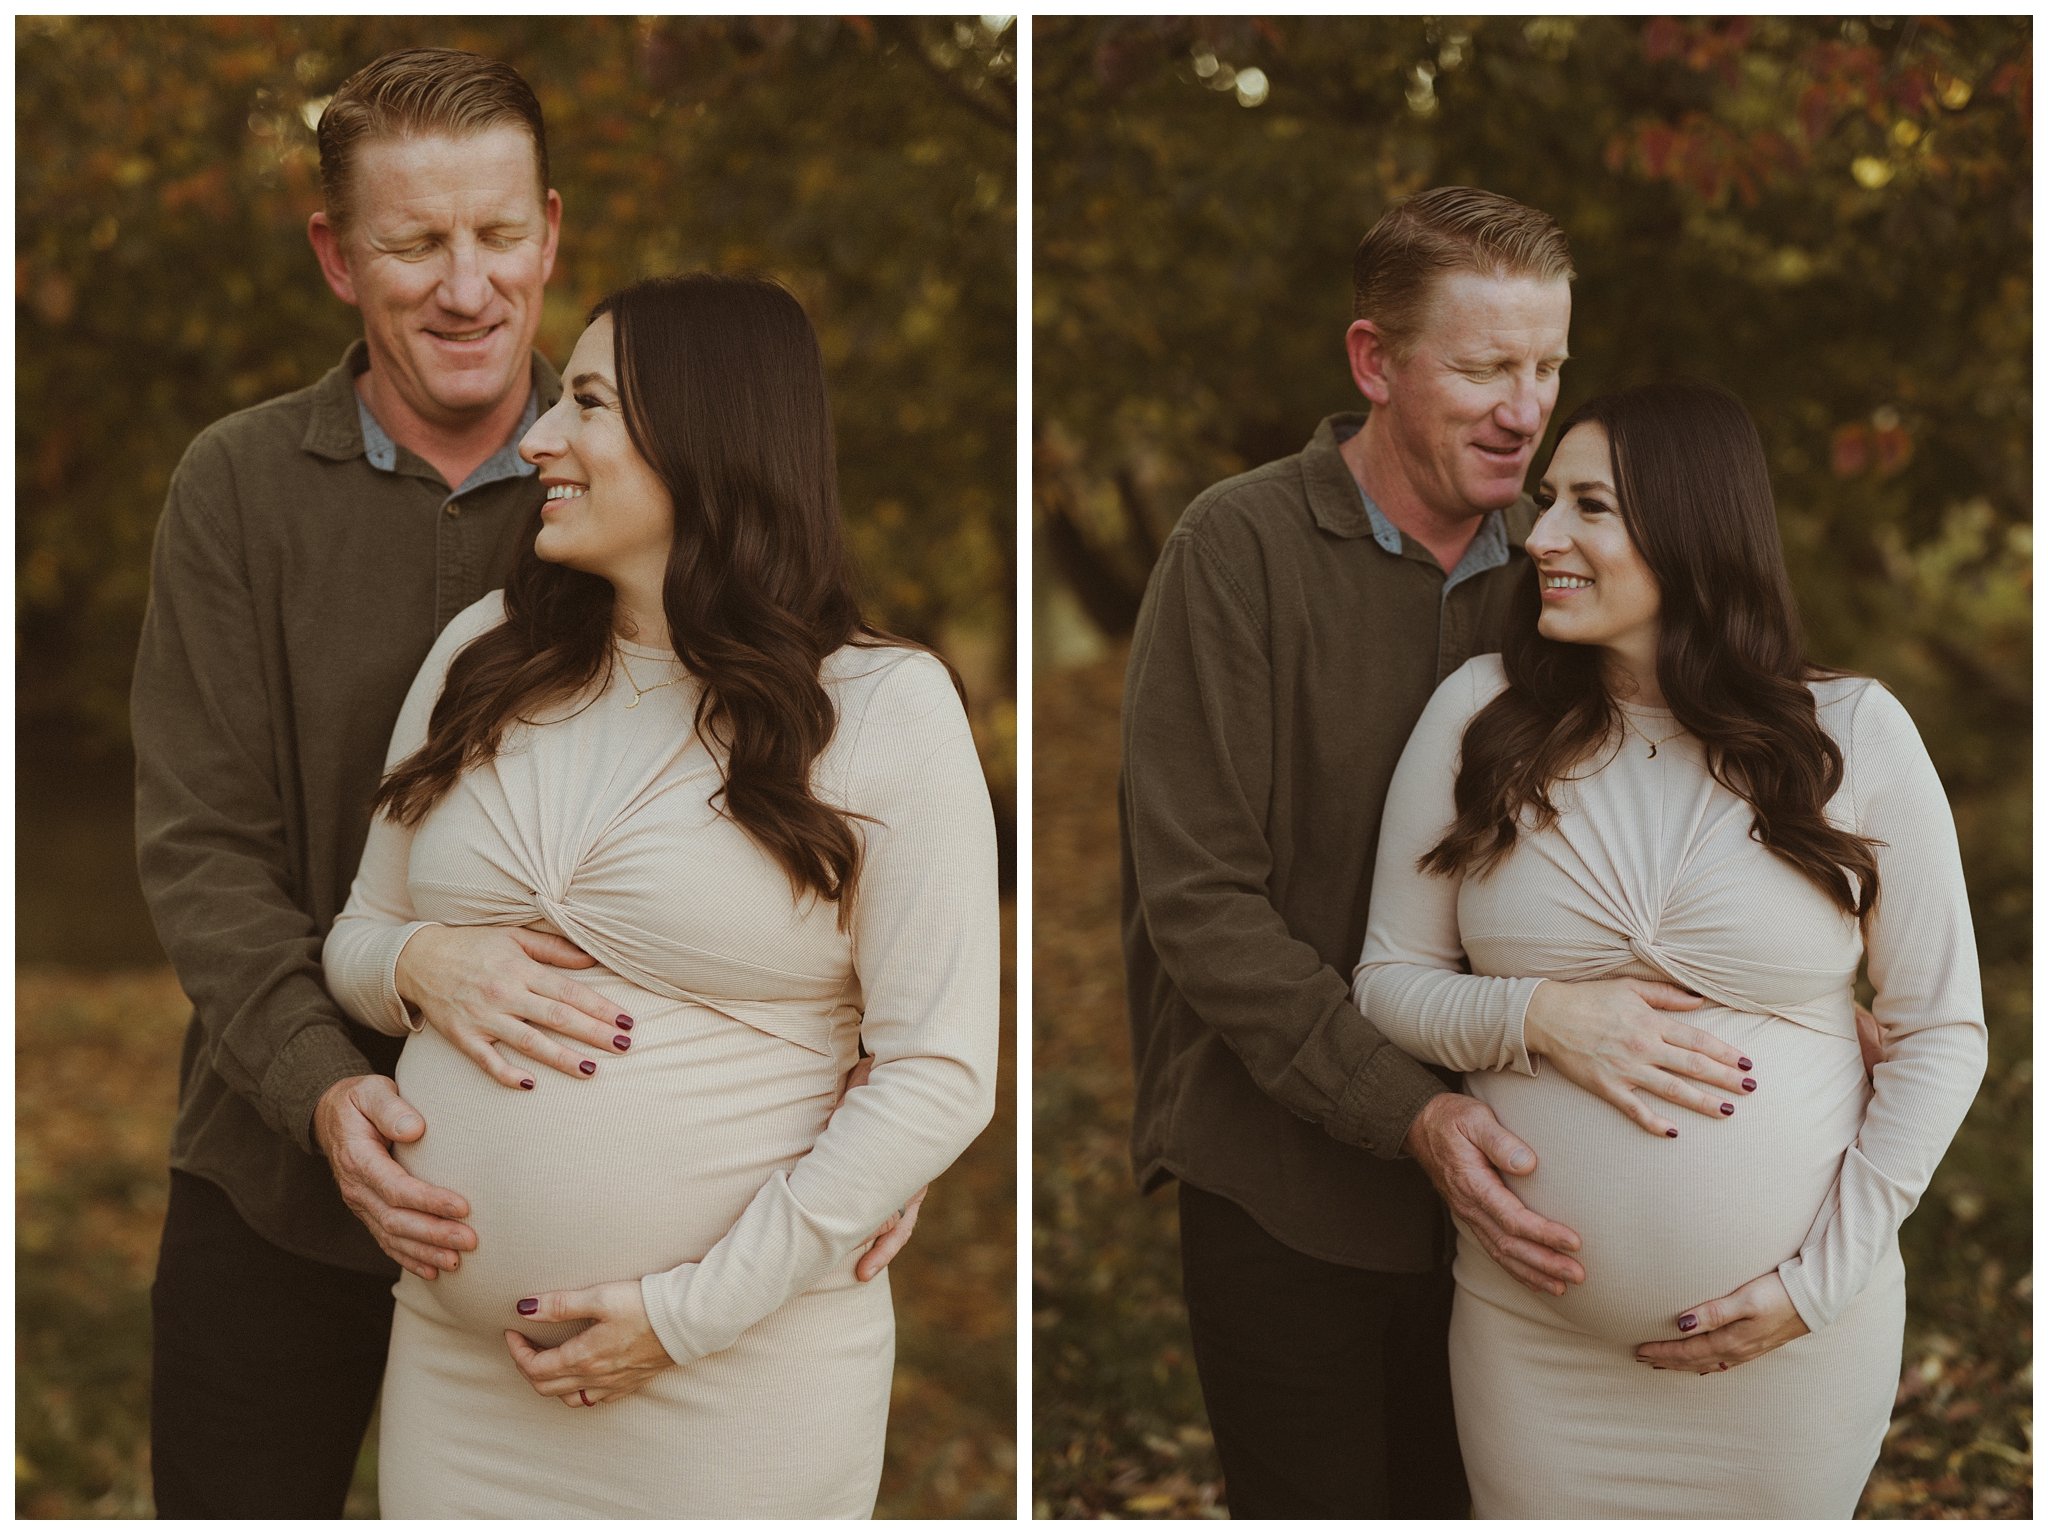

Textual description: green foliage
[17,16,1016,825]
[1034,15,2028,961]
[1035,41,2028,1509]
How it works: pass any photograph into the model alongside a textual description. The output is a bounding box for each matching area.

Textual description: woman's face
[520,315,675,591]
[1527,422,1662,671]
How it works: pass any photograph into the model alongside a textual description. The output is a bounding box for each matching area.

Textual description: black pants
[149,1170,395,1518]
[1177,1181,1467,1519]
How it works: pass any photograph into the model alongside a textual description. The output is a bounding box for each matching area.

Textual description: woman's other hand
[1855,1001,1885,1079]
[1522,977,1756,1137]
[838,1054,930,1281]
[394,924,633,1087]
[505,1281,675,1406]
[1631,1271,1810,1373]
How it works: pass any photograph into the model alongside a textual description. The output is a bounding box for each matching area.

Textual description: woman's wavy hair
[376,273,944,925]
[1420,380,1881,918]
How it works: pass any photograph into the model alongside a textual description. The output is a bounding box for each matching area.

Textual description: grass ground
[1031,647,2031,1519]
[15,907,1015,1519]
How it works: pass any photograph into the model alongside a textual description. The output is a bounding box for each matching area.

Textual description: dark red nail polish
[517,1297,539,1315]
[1678,1313,1698,1331]
[1665,1128,1678,1138]
[1717,1362,1729,1372]
[578,1060,596,1076]
[519,1078,535,1090]
[1741,1077,1756,1092]
[616,1014,633,1028]
[613,1034,631,1050]
[1719,1102,1734,1116]
[1738,1056,1753,1071]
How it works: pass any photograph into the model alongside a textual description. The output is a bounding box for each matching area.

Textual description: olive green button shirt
[1120,413,1535,1272]
[132,341,559,1273]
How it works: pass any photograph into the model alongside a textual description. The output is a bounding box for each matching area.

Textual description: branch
[880,17,1016,136]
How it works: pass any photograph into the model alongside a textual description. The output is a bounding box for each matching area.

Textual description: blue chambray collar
[356,385,541,495]
[1356,481,1510,595]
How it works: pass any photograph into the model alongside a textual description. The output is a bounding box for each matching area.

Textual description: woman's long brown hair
[1421,381,1881,918]
[376,273,943,925]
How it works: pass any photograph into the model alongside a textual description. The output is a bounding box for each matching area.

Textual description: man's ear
[537,187,563,285]
[1345,319,1397,407]
[307,212,359,307]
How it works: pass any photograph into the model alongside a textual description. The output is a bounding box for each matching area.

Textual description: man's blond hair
[1352,187,1575,355]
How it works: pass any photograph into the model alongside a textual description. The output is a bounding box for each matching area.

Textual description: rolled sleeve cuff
[263,1021,376,1154]
[381,921,443,1034]
[1776,1253,1828,1335]
[640,1266,707,1367]
[1507,975,1546,1077]
[1333,1038,1453,1159]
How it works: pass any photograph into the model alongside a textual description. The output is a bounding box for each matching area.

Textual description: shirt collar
[302,337,562,488]
[1318,413,1513,591]
[1354,482,1510,593]
[356,378,541,493]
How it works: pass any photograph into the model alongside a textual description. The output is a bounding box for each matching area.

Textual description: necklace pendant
[1647,741,1658,759]
[624,692,640,710]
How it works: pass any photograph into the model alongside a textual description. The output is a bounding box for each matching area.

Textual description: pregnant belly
[392,990,843,1346]
[1463,1008,1868,1343]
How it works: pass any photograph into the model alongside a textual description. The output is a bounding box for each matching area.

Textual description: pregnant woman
[1352,381,1984,1517]
[322,274,998,1517]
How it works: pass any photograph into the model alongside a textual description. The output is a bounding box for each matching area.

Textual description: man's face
[318,125,561,429]
[1375,270,1572,520]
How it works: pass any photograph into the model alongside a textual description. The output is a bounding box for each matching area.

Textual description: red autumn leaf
[1639,121,1678,178]
[1874,424,1914,476]
[1893,66,1934,116]
[1831,423,1871,477]
[1643,17,1686,65]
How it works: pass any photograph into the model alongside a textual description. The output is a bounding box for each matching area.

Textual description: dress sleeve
[320,597,505,1036]
[1775,683,1987,1332]
[132,434,372,1151]
[1122,518,1448,1158]
[1349,661,1546,1075]
[639,653,1000,1365]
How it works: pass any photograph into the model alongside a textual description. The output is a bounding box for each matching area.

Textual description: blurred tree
[17,15,1016,832]
[1034,13,2028,954]
[1035,28,2029,1518]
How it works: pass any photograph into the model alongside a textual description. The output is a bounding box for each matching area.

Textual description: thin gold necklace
[1620,708,1685,759]
[617,650,681,710]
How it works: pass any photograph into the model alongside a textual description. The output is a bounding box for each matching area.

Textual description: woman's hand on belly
[504,1279,676,1407]
[395,924,635,1087]
[1631,1270,1811,1374]
[1523,978,1758,1138]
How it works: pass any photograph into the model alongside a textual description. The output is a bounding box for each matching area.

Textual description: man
[1120,187,1597,1517]
[134,49,914,1518]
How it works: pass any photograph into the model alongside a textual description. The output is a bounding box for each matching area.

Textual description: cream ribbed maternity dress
[323,593,999,1518]
[1353,655,1984,1518]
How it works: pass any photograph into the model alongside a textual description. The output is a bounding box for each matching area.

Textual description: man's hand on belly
[506,1281,675,1407]
[395,923,632,1087]
[314,1073,477,1280]
[1405,1092,1586,1297]
[1632,1271,1811,1374]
